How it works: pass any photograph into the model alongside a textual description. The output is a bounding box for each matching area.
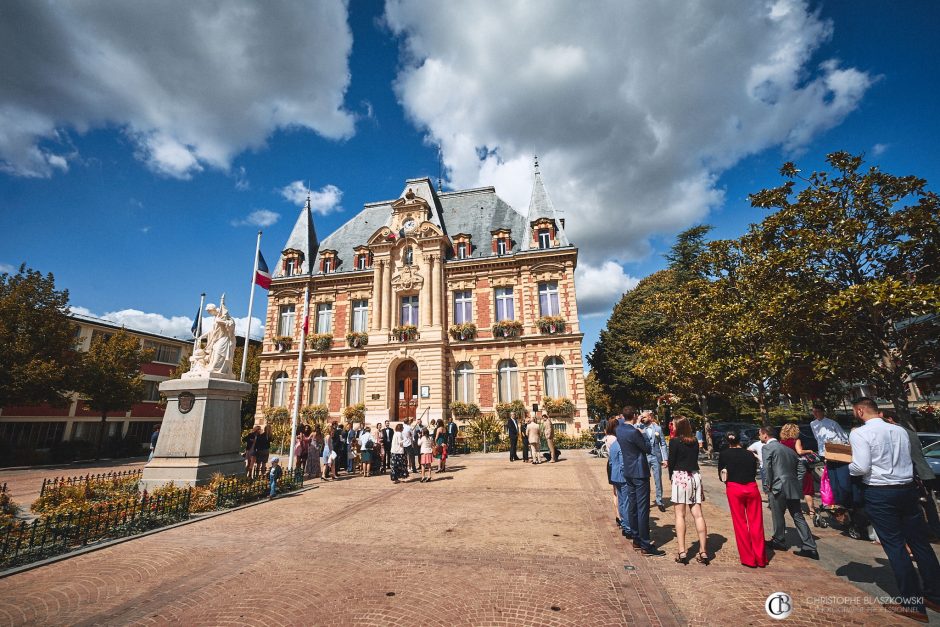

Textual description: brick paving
[0,451,930,625]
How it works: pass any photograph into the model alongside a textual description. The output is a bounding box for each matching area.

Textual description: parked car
[917,432,940,451]
[923,440,940,477]
[710,422,759,451]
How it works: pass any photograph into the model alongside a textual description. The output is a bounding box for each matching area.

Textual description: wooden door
[396,361,418,422]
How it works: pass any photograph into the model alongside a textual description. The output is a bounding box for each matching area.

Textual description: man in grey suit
[760,426,819,559]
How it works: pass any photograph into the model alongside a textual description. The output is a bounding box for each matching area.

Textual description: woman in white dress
[320,425,335,481]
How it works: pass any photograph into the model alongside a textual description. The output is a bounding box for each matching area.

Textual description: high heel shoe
[695,551,710,565]
[675,551,688,564]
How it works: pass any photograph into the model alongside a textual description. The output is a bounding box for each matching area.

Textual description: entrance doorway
[395,361,418,422]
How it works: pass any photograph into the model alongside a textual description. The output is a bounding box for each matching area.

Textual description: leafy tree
[0,264,78,408]
[76,330,153,459]
[752,152,940,423]
[233,343,261,429]
[584,370,613,422]
[465,413,504,453]
[664,225,713,284]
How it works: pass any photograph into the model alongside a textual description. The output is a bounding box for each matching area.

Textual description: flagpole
[240,230,262,382]
[288,285,309,471]
[193,293,205,354]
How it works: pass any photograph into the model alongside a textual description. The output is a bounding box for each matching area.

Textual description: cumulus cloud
[70,306,264,340]
[0,263,17,274]
[280,181,344,214]
[871,143,888,156]
[231,209,281,228]
[385,0,873,313]
[0,1,354,178]
[575,262,641,317]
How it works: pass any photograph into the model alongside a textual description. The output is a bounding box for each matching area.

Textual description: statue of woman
[194,296,236,377]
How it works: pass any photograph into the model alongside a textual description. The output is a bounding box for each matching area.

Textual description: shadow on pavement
[835,558,900,597]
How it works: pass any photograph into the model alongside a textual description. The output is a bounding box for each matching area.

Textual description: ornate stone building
[257,164,589,432]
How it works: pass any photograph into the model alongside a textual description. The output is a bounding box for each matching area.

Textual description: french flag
[255,251,272,289]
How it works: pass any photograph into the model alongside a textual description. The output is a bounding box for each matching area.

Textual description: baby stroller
[813,461,869,540]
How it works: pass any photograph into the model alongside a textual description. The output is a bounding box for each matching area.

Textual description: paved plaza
[0,451,933,626]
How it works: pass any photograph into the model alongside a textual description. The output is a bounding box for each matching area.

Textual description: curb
[0,484,318,579]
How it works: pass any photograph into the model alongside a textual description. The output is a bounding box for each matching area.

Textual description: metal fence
[214,467,304,508]
[39,469,143,498]
[0,489,191,568]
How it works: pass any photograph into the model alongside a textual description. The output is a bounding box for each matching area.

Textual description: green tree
[233,343,261,429]
[465,413,504,453]
[752,152,940,423]
[76,330,153,459]
[0,265,78,408]
[584,370,613,422]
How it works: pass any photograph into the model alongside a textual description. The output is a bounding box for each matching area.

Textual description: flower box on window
[308,333,333,352]
[391,324,419,342]
[542,396,575,417]
[450,401,481,419]
[273,336,293,351]
[537,316,566,334]
[345,332,369,349]
[449,322,477,341]
[342,403,366,423]
[491,320,523,339]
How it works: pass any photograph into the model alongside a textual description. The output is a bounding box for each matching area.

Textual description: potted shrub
[495,400,528,421]
[491,320,523,339]
[309,333,333,352]
[346,332,369,349]
[448,322,477,341]
[543,396,575,417]
[273,335,293,351]
[342,403,366,425]
[537,316,566,334]
[391,324,418,342]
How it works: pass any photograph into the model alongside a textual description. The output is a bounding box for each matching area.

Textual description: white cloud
[0,263,17,274]
[0,1,354,178]
[575,262,641,317]
[231,209,281,228]
[385,0,873,271]
[280,181,344,215]
[70,305,264,340]
[872,143,888,156]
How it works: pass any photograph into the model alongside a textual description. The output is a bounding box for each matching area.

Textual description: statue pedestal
[140,377,250,491]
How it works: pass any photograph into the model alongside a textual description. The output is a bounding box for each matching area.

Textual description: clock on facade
[403,218,416,231]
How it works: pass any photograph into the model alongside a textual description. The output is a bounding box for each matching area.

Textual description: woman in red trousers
[717,431,767,568]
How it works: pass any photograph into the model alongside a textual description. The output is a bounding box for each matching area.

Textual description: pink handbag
[819,466,834,506]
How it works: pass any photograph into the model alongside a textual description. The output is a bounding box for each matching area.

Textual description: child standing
[268,456,282,500]
[418,430,434,483]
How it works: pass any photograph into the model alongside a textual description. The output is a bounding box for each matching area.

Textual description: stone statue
[186,295,236,379]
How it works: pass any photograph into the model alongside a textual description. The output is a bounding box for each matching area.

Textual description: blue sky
[1,0,937,366]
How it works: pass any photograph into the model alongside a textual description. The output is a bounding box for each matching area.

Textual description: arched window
[454,362,474,403]
[308,369,327,405]
[403,246,414,266]
[271,372,289,407]
[497,359,519,402]
[347,368,365,405]
[543,357,566,398]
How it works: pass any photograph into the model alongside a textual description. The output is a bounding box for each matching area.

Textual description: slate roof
[276,171,573,278]
[274,197,319,276]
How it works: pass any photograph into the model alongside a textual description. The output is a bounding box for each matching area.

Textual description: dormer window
[353,247,372,271]
[491,228,512,256]
[452,233,472,260]
[280,248,305,277]
[538,229,551,249]
[403,246,414,266]
[319,249,338,274]
[497,239,508,255]
[357,255,367,270]
[457,242,468,259]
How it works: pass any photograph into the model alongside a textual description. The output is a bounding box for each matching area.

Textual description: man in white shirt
[401,418,414,478]
[849,397,940,621]
[809,404,854,508]
[747,439,767,494]
[639,411,668,511]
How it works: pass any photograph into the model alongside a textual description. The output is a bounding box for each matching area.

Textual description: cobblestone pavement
[0,451,930,626]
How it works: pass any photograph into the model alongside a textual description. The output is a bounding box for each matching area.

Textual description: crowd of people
[604,400,940,622]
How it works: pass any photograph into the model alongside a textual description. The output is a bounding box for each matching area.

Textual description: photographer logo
[765,592,793,620]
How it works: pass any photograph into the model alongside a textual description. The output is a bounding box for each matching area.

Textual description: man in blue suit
[616,406,665,556]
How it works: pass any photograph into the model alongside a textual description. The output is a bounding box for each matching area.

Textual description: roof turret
[275,195,319,276]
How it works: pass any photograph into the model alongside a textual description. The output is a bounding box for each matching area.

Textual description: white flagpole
[288,285,309,471]
[240,230,262,382]
[193,293,206,354]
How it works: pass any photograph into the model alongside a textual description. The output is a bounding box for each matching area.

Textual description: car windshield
[924,441,940,458]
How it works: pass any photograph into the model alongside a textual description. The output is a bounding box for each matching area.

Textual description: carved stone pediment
[391,265,425,292]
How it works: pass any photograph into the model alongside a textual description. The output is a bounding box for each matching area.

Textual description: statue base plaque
[140,377,250,491]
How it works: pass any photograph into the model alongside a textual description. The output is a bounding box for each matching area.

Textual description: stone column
[383,262,393,330]
[432,254,442,327]
[371,261,383,331]
[420,259,431,328]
